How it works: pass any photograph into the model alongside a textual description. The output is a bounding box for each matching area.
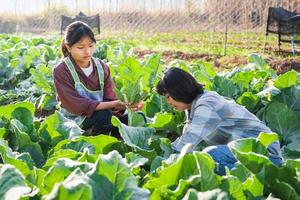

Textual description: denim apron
[60,56,104,125]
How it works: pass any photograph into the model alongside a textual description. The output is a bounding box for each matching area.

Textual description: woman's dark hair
[156,67,204,104]
[61,21,96,57]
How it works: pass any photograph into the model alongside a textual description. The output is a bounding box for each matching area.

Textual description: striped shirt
[172,91,282,159]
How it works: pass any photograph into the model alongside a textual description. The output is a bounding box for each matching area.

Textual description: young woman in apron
[53,21,143,137]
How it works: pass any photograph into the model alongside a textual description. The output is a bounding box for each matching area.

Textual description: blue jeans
[203,145,282,175]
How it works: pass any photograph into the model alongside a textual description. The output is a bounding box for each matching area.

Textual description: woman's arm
[95,100,126,111]
[171,105,221,152]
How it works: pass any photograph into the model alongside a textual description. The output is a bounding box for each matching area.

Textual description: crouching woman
[156,67,283,175]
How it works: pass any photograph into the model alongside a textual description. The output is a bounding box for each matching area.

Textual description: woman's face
[67,36,95,68]
[165,94,191,111]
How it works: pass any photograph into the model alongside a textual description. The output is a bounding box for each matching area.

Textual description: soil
[134,49,300,74]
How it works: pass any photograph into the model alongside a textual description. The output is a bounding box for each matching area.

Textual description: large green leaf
[53,134,122,156]
[8,119,44,167]
[38,112,83,148]
[125,152,148,170]
[212,76,240,98]
[282,142,300,159]
[94,43,108,60]
[274,86,300,116]
[229,137,300,199]
[88,151,150,199]
[44,168,93,200]
[114,77,148,104]
[231,71,257,93]
[257,132,279,149]
[0,127,6,139]
[149,112,184,134]
[236,92,260,112]
[47,151,150,200]
[229,137,270,157]
[42,149,82,170]
[274,70,298,90]
[248,54,268,68]
[113,55,157,104]
[231,163,264,197]
[142,94,173,118]
[111,116,155,151]
[116,56,143,80]
[228,138,273,174]
[0,139,34,182]
[0,54,15,85]
[0,164,38,199]
[112,116,157,162]
[220,176,246,200]
[53,139,95,154]
[37,94,58,111]
[192,61,216,90]
[30,64,54,94]
[263,165,300,200]
[34,168,47,195]
[144,152,221,199]
[43,158,94,192]
[141,54,162,90]
[247,53,276,77]
[182,188,229,200]
[0,101,36,140]
[264,101,300,141]
[107,43,133,69]
[285,159,300,173]
[127,108,146,127]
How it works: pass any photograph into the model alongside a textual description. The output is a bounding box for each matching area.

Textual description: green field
[0,33,299,199]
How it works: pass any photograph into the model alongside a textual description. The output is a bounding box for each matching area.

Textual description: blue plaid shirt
[172,91,282,159]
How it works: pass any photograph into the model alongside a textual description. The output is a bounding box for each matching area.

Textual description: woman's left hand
[127,101,145,111]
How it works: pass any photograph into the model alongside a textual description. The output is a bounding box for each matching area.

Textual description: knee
[203,146,219,154]
[203,145,237,176]
[203,145,237,166]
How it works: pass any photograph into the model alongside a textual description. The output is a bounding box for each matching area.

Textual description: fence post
[224,23,228,56]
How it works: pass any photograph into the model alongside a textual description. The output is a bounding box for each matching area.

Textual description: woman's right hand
[126,101,145,111]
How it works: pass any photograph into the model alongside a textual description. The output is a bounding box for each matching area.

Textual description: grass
[97,30,293,57]
[96,30,300,72]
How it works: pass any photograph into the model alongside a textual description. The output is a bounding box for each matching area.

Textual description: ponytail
[61,39,69,58]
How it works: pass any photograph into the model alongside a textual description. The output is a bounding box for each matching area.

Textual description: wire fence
[0,0,299,34]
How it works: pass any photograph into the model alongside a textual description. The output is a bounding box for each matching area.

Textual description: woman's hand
[126,101,145,111]
[112,100,126,110]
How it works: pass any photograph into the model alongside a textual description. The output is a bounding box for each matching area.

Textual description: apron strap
[92,57,105,90]
[64,57,81,83]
